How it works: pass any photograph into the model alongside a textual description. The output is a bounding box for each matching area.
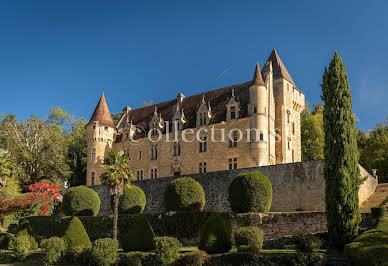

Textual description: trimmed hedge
[199,213,232,254]
[120,214,155,251]
[234,226,263,253]
[164,177,206,212]
[291,232,321,253]
[175,250,208,266]
[62,185,101,216]
[110,184,146,214]
[228,171,272,213]
[154,236,181,265]
[64,216,91,254]
[345,217,388,266]
[91,238,119,266]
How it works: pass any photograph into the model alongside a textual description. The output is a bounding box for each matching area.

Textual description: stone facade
[93,160,377,215]
[86,48,306,186]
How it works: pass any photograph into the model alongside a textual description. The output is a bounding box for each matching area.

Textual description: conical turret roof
[252,63,265,86]
[87,93,115,127]
[266,48,296,86]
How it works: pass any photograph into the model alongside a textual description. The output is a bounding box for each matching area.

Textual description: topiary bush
[8,234,30,261]
[62,185,101,216]
[90,238,119,266]
[41,237,66,265]
[291,232,321,253]
[198,213,232,254]
[234,226,263,253]
[14,220,38,250]
[64,216,91,255]
[120,215,155,252]
[164,177,206,212]
[110,184,146,214]
[228,171,272,213]
[154,236,182,265]
[174,250,208,266]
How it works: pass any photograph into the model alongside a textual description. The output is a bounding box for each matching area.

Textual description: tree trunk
[113,193,119,240]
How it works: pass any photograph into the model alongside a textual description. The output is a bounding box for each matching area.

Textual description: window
[199,113,207,126]
[231,106,236,119]
[287,110,290,123]
[150,168,158,179]
[136,170,144,181]
[93,125,96,130]
[175,119,180,130]
[199,162,207,173]
[292,149,295,163]
[260,133,264,141]
[229,132,238,148]
[126,131,129,140]
[229,158,237,170]
[253,106,257,113]
[199,137,207,152]
[91,172,95,186]
[292,122,295,135]
[288,140,291,150]
[173,142,181,156]
[104,126,108,131]
[138,151,142,160]
[92,148,96,162]
[151,145,158,160]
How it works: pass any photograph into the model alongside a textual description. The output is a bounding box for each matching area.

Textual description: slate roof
[264,48,296,87]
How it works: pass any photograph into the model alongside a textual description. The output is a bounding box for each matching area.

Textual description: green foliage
[174,250,208,266]
[371,206,387,220]
[199,213,232,254]
[62,185,101,216]
[64,216,91,255]
[0,232,13,249]
[91,238,119,266]
[110,184,146,214]
[41,237,66,265]
[345,217,388,266]
[0,114,70,185]
[14,220,38,250]
[120,214,155,251]
[8,234,30,261]
[119,251,143,266]
[228,171,272,213]
[154,236,182,265]
[234,226,263,252]
[322,52,361,247]
[301,104,324,161]
[164,177,206,212]
[291,233,321,253]
[358,119,388,183]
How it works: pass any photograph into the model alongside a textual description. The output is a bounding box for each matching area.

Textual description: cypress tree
[322,52,361,248]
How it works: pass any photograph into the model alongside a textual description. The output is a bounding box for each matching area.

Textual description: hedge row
[24,212,230,242]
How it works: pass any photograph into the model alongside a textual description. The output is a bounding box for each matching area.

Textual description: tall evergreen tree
[322,52,361,247]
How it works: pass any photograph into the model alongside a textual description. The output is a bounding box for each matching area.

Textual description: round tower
[86,93,116,186]
[249,63,268,166]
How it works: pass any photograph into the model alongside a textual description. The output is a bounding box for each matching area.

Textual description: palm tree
[100,151,133,240]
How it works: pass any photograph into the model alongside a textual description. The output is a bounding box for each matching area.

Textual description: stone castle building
[86,49,305,186]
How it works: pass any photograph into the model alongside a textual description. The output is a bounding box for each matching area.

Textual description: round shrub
[91,238,119,266]
[119,252,143,266]
[199,213,232,254]
[291,233,321,253]
[175,250,208,266]
[8,234,30,261]
[110,184,146,214]
[228,171,272,213]
[62,185,101,216]
[164,177,205,212]
[64,216,91,255]
[234,226,264,252]
[41,237,66,265]
[154,236,182,265]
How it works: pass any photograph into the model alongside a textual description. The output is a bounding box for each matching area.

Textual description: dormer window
[172,104,186,131]
[104,127,108,131]
[196,95,212,127]
[149,107,164,135]
[226,89,240,121]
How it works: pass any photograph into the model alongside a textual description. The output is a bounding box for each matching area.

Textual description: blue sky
[0,0,387,130]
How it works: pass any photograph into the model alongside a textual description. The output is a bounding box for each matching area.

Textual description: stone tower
[248,63,268,166]
[86,93,116,186]
[265,48,305,164]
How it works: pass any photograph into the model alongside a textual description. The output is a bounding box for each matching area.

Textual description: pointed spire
[266,48,295,86]
[231,88,235,98]
[201,94,206,104]
[87,93,115,127]
[252,63,265,86]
